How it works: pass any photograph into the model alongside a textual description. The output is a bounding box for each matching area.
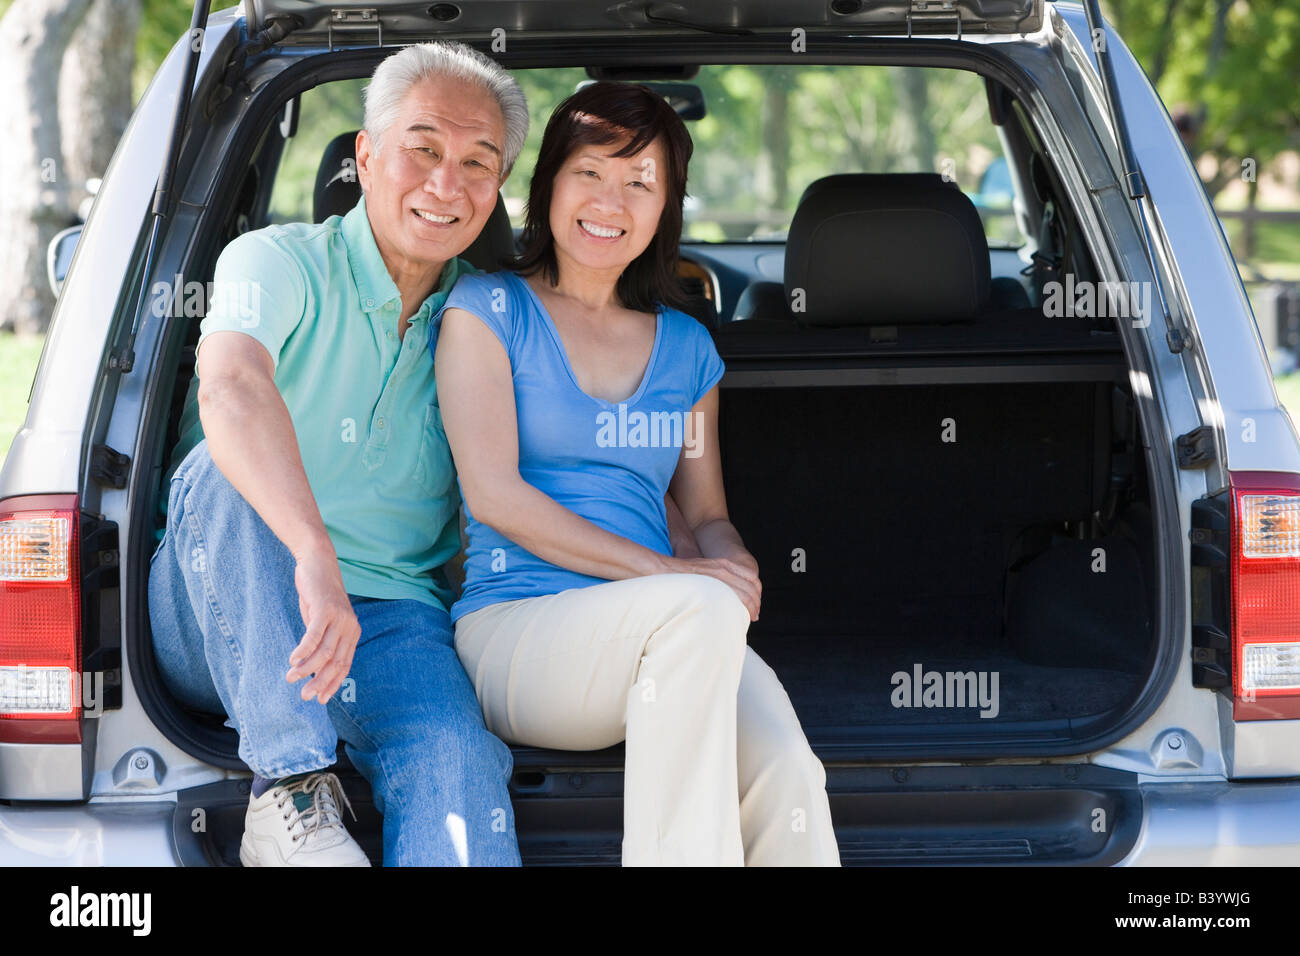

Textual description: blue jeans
[148,439,520,866]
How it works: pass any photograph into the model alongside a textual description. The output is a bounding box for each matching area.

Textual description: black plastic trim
[79,511,122,712]
[171,763,1142,866]
[1190,489,1232,690]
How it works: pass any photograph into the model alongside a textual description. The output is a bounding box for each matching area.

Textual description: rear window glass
[268,65,1026,249]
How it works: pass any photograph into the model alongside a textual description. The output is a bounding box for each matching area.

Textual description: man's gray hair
[363,41,528,177]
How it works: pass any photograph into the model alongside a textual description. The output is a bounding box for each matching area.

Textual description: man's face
[356,76,507,274]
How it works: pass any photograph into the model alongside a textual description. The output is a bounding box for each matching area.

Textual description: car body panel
[1,1,1297,863]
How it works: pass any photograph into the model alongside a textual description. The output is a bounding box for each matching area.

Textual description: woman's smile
[577,219,625,240]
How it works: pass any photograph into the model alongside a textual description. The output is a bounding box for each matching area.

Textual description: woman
[433,81,839,866]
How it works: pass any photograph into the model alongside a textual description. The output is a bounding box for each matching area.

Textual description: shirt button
[376,417,386,429]
[386,330,394,340]
[364,297,375,309]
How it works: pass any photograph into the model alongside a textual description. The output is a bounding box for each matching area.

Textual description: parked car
[3,0,1298,865]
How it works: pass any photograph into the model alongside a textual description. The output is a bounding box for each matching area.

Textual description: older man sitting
[147,41,528,867]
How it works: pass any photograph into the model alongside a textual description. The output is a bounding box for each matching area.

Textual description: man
[147,41,529,866]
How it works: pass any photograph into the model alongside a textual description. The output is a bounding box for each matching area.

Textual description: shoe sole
[239,831,371,867]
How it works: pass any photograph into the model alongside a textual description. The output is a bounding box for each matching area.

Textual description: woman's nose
[590,178,624,213]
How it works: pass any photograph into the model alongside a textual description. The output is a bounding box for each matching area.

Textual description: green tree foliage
[1106,0,1300,198]
[134,0,239,102]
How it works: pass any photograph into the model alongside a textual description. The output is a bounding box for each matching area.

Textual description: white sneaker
[239,771,371,867]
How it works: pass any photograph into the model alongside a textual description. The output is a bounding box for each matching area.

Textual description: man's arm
[196,331,359,705]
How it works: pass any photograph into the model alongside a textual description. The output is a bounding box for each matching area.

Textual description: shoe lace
[276,772,357,845]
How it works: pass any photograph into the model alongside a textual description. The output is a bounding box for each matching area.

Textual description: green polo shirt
[157,194,476,612]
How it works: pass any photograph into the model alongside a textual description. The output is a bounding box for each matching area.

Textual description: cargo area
[714,319,1158,753]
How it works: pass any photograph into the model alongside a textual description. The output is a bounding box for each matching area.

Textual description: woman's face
[547,131,669,280]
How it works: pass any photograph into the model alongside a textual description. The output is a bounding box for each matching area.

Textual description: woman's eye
[629,180,648,189]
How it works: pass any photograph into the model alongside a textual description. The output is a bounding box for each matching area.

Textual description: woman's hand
[663,386,761,621]
[658,553,762,622]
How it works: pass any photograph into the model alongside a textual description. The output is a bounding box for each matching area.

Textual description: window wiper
[1080,0,1186,353]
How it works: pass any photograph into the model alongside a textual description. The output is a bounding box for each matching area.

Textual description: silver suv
[2,0,1298,865]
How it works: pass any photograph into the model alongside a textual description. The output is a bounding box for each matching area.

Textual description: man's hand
[286,549,361,704]
[197,332,358,706]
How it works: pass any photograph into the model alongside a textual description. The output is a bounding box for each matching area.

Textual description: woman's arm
[667,385,762,618]
[436,306,668,580]
[665,491,702,558]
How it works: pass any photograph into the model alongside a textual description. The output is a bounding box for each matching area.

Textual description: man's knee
[171,440,260,525]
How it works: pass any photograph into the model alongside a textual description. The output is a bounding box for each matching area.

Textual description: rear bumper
[1119,780,1300,865]
[1,778,1297,865]
[0,799,178,865]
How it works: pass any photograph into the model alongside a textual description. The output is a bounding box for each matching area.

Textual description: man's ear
[355,129,375,193]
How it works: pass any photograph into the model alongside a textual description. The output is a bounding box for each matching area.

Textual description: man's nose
[423,159,466,201]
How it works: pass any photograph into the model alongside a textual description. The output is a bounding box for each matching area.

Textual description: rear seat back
[787,172,989,325]
[726,172,1039,331]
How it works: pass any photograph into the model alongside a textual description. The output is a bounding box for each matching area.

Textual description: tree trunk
[1148,0,1182,87]
[0,0,94,334]
[1243,175,1259,263]
[896,67,936,175]
[761,77,791,224]
[60,0,143,215]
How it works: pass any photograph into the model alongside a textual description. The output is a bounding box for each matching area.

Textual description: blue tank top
[431,270,726,622]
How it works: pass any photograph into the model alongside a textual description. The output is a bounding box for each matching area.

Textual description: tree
[0,0,95,334]
[61,0,143,215]
[1106,0,1300,201]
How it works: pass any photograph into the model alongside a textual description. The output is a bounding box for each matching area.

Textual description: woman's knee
[657,573,750,636]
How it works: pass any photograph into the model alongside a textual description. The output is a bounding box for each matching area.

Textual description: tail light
[0,494,83,743]
[1230,471,1300,720]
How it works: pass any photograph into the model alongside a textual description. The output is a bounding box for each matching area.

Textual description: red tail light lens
[0,494,82,742]
[1230,472,1300,720]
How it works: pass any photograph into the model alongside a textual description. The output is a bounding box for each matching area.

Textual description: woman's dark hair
[512,81,694,313]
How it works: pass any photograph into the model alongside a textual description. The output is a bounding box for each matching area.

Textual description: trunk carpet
[747,631,1141,726]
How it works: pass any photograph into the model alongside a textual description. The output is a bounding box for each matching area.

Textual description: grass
[0,332,46,471]
[1221,218,1300,283]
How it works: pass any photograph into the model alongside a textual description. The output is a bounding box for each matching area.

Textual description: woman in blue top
[433,81,838,866]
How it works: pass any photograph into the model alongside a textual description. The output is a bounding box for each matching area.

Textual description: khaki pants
[454,572,841,866]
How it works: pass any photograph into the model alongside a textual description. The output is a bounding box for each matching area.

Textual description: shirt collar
[340,193,467,319]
